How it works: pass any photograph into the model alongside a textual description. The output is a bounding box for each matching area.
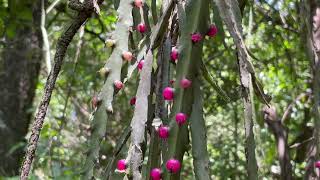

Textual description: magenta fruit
[162,87,174,100]
[191,33,202,43]
[114,80,124,90]
[130,97,136,106]
[138,59,145,70]
[134,0,143,7]
[180,78,192,88]
[175,113,187,126]
[170,47,179,63]
[207,25,218,37]
[166,158,181,173]
[137,23,147,33]
[117,159,126,171]
[150,168,162,180]
[158,125,169,139]
[122,51,133,61]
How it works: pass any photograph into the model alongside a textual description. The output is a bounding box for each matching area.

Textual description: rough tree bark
[19,1,103,179]
[0,0,42,176]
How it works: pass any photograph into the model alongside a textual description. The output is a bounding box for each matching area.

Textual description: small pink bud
[315,161,320,168]
[114,80,124,90]
[122,51,133,61]
[158,125,169,139]
[138,59,145,70]
[207,25,218,37]
[166,158,181,173]
[117,159,126,171]
[162,87,174,100]
[170,47,179,63]
[134,0,143,7]
[169,80,175,86]
[180,78,192,88]
[175,113,187,126]
[137,23,147,33]
[130,97,136,106]
[191,33,202,43]
[150,168,162,180]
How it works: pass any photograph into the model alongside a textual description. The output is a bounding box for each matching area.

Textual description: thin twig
[46,0,62,14]
[19,1,102,179]
[281,92,310,124]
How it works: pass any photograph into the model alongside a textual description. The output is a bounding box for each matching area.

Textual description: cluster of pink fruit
[134,0,147,34]
[170,24,218,63]
[117,158,181,180]
[120,25,218,179]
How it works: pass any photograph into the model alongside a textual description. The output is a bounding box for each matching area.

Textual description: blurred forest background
[0,0,320,179]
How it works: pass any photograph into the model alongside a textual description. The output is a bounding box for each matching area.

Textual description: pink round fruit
[207,25,218,37]
[130,97,136,106]
[175,113,187,126]
[137,23,147,33]
[170,47,179,62]
[150,168,162,180]
[138,60,145,70]
[180,78,192,88]
[162,87,174,100]
[191,33,202,43]
[166,158,181,173]
[158,125,169,139]
[315,161,320,168]
[117,159,126,171]
[114,80,124,90]
[134,0,143,7]
[122,51,133,61]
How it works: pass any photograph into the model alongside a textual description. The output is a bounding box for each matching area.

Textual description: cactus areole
[150,168,162,180]
[166,159,181,173]
[117,159,127,171]
[162,87,174,100]
[105,39,116,47]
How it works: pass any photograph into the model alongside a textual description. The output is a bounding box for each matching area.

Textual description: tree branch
[19,1,103,179]
[263,106,292,180]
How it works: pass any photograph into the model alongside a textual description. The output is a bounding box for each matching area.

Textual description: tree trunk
[301,0,320,179]
[0,0,42,176]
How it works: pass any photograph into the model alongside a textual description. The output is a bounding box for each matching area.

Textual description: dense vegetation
[0,0,320,179]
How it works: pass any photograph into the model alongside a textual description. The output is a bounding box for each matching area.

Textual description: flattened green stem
[146,37,171,179]
[82,0,133,178]
[151,0,158,24]
[190,78,211,180]
[103,126,131,179]
[163,0,209,179]
[213,0,258,179]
